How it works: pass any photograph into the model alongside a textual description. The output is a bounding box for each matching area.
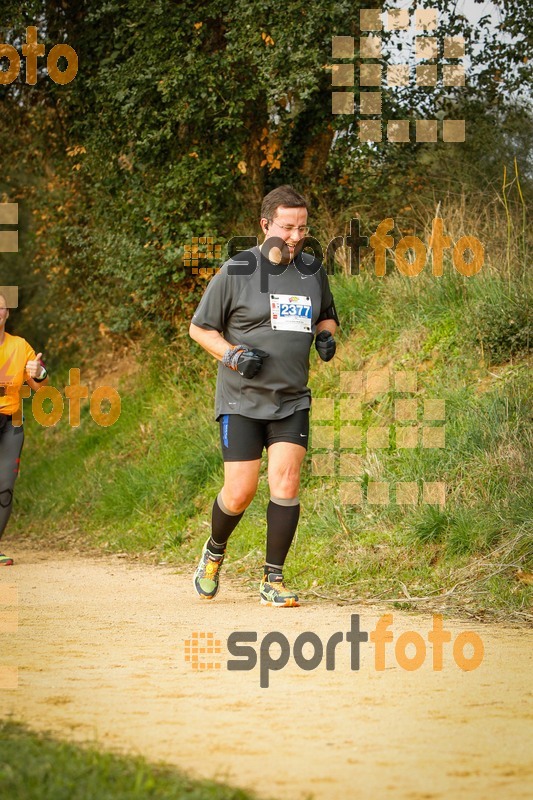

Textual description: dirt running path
[1,548,532,799]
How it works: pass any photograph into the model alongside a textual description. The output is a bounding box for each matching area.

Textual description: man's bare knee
[271,479,300,498]
[221,487,256,514]
[269,465,301,497]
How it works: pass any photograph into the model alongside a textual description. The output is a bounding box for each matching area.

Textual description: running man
[189,185,338,606]
[0,294,49,565]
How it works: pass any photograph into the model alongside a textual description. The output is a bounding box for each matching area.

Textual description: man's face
[260,205,309,264]
[0,297,8,326]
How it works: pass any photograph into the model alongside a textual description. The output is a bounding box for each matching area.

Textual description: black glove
[236,348,270,378]
[315,331,336,362]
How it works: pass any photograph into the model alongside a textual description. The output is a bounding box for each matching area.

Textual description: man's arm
[189,322,236,362]
[189,323,269,378]
[315,320,337,338]
[25,352,49,390]
[26,376,49,391]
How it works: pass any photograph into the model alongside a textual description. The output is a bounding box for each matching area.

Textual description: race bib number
[270,294,312,333]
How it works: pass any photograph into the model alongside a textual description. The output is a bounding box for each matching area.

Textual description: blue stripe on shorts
[221,414,230,448]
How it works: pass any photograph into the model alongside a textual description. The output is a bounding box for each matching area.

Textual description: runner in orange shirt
[0,294,49,565]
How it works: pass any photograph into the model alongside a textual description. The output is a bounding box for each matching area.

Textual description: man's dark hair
[261,185,308,221]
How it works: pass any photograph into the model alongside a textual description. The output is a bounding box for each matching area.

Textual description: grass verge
[0,721,263,800]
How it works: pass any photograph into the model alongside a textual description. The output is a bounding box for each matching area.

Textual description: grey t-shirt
[192,246,335,420]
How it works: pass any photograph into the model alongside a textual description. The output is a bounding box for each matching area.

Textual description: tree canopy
[0,0,531,352]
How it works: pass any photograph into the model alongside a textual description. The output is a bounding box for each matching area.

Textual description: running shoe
[193,540,225,600]
[260,572,299,607]
[0,554,13,566]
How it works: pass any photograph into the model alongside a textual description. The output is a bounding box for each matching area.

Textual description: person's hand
[236,348,270,378]
[26,353,45,379]
[315,331,336,362]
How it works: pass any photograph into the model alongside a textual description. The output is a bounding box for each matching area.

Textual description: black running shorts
[219,410,310,462]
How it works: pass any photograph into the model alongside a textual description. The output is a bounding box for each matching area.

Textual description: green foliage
[411,506,449,544]
[1,0,531,347]
[468,281,532,364]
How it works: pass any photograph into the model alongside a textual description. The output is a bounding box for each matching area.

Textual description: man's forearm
[27,376,50,391]
[316,320,337,337]
[189,323,237,362]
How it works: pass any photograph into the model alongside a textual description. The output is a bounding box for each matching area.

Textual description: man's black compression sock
[265,496,300,568]
[209,492,244,554]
